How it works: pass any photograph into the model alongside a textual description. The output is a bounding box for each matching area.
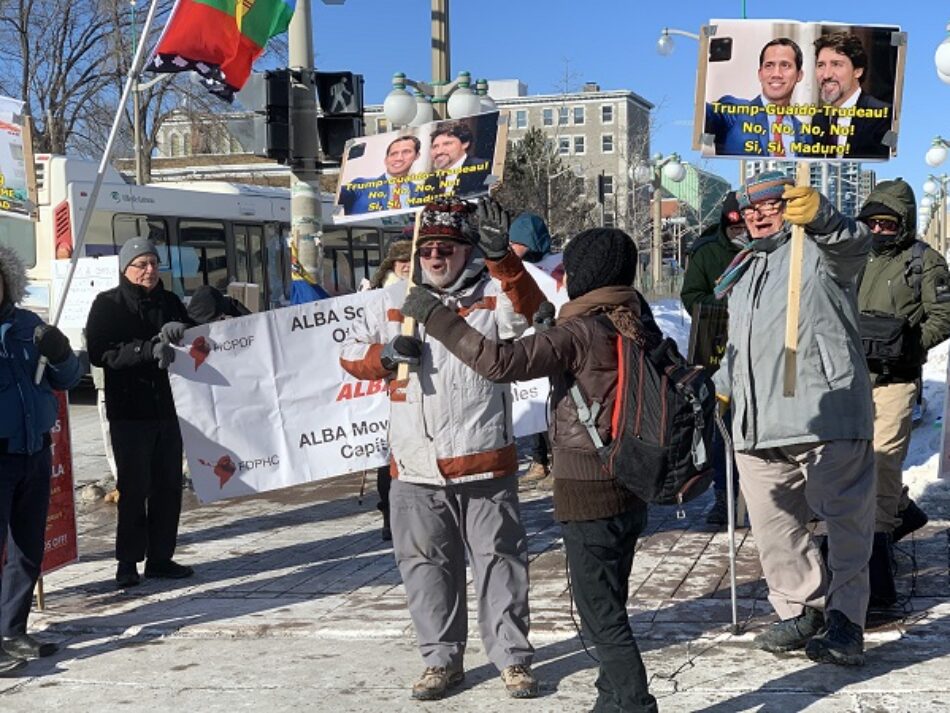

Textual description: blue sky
[307,1,950,199]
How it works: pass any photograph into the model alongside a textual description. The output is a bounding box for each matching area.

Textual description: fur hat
[0,243,28,306]
[119,236,159,274]
[737,170,794,210]
[418,196,477,245]
[563,228,638,300]
[370,239,414,289]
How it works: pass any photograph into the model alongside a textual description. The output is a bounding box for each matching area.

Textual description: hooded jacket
[857,180,950,382]
[681,224,742,316]
[340,250,543,485]
[0,245,82,454]
[712,197,874,451]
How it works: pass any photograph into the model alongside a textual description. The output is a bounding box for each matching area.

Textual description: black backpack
[571,331,716,511]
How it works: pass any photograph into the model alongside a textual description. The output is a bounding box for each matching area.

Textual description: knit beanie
[509,212,552,263]
[737,170,794,210]
[119,236,159,274]
[187,285,250,324]
[418,196,477,245]
[563,228,638,300]
[857,200,901,223]
[719,191,743,230]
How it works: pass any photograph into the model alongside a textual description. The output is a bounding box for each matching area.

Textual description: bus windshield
[0,216,36,268]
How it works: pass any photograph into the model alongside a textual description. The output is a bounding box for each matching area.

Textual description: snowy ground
[650,297,950,518]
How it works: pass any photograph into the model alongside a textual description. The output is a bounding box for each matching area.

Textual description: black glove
[379,335,423,372]
[33,324,72,364]
[532,302,556,332]
[161,321,189,345]
[152,335,175,369]
[476,197,511,260]
[401,287,443,325]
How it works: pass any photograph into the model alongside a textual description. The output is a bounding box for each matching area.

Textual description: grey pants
[735,439,875,626]
[389,475,533,672]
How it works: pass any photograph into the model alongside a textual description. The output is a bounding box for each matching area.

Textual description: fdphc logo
[189,336,211,370]
[198,455,237,489]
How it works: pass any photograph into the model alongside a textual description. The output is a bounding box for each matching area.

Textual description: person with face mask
[714,170,876,666]
[681,192,747,525]
[856,180,950,608]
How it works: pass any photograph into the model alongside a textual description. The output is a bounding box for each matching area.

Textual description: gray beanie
[119,236,159,274]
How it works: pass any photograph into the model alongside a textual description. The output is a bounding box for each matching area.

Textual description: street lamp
[383,70,488,125]
[935,22,950,84]
[923,174,950,254]
[656,27,701,56]
[925,137,950,167]
[630,153,687,287]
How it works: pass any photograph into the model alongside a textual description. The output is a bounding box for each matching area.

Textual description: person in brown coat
[400,227,660,713]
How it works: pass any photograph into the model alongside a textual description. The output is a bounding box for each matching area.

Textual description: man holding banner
[0,245,81,674]
[340,196,544,701]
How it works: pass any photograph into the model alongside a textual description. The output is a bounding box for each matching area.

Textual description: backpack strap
[905,241,926,303]
[569,384,604,449]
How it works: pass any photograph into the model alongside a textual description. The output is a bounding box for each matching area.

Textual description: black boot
[706,489,728,525]
[754,606,824,653]
[868,532,897,608]
[380,509,392,542]
[805,610,865,666]
[892,499,928,543]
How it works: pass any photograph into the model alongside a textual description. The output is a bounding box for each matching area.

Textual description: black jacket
[813,92,891,160]
[85,277,191,421]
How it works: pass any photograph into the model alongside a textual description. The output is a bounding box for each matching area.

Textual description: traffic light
[237,69,293,163]
[597,173,607,204]
[313,71,364,163]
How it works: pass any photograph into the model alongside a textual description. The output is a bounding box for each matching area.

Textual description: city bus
[0,155,408,361]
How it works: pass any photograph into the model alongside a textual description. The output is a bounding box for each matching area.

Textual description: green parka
[857,180,950,381]
[681,225,741,316]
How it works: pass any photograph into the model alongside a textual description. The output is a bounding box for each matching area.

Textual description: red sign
[41,391,78,574]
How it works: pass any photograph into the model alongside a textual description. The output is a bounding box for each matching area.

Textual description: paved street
[3,451,949,712]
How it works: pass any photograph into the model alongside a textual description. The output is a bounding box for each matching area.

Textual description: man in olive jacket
[856,180,950,606]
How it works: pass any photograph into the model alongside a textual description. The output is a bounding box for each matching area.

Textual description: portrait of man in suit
[339,135,424,216]
[425,122,491,198]
[811,32,892,160]
[704,38,813,158]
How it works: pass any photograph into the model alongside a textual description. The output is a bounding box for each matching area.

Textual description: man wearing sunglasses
[713,169,876,666]
[340,196,544,701]
[856,181,950,608]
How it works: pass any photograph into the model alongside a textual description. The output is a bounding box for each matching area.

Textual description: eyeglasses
[128,259,159,271]
[864,217,900,233]
[740,199,785,219]
[417,244,459,259]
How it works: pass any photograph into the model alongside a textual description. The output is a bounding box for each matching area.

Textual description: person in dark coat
[0,245,81,675]
[400,228,660,713]
[186,285,251,324]
[85,237,195,589]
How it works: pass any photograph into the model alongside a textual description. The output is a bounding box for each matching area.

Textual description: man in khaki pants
[713,170,875,666]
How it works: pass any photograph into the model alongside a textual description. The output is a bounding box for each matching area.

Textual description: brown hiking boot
[536,473,554,491]
[522,462,549,482]
[411,664,464,700]
[501,664,539,698]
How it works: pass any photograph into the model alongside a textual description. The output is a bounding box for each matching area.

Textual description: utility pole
[430,0,450,119]
[289,0,323,288]
[652,173,663,288]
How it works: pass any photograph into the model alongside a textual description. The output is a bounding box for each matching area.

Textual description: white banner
[170,262,566,503]
[51,256,120,331]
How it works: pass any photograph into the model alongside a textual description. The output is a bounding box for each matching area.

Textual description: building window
[602,175,614,195]
[604,213,615,228]
[558,106,569,126]
[573,106,585,125]
[170,134,182,158]
[543,108,554,126]
[376,117,389,133]
[558,137,570,155]
[573,136,586,155]
[601,104,614,124]
[515,110,527,129]
[601,134,614,153]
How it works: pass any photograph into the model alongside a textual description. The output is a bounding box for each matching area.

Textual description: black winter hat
[187,285,251,324]
[857,200,901,223]
[720,191,743,230]
[563,228,638,300]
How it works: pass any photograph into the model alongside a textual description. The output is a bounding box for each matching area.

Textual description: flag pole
[35,0,162,384]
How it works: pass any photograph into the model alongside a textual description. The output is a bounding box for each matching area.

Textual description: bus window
[0,216,36,268]
[111,214,175,290]
[234,223,265,307]
[348,227,385,287]
[178,219,228,295]
[266,223,290,308]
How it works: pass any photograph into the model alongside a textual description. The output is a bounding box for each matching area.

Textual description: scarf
[713,242,754,300]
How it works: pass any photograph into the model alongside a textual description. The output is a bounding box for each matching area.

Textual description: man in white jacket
[340,197,544,701]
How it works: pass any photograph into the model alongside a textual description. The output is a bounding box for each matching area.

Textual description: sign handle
[396,210,426,381]
[782,161,811,397]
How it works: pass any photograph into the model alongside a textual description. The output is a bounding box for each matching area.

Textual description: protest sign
[333,111,509,224]
[51,256,120,331]
[693,20,904,161]
[0,95,32,218]
[170,263,562,503]
[42,392,78,575]
[687,302,728,375]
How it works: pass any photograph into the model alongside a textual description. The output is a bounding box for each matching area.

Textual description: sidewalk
[3,472,949,712]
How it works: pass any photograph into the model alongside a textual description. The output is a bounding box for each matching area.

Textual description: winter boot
[706,488,728,525]
[805,610,865,666]
[868,532,897,608]
[522,461,549,483]
[381,509,392,542]
[892,499,928,543]
[754,606,824,653]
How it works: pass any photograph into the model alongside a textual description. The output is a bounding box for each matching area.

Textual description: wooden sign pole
[396,209,426,381]
[782,161,811,397]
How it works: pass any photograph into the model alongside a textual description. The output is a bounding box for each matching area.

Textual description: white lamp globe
[408,95,434,127]
[924,179,939,196]
[383,87,417,126]
[926,143,948,167]
[657,33,674,56]
[940,69,950,86]
[936,36,950,76]
[663,159,687,183]
[922,195,934,208]
[447,86,482,119]
[633,163,653,184]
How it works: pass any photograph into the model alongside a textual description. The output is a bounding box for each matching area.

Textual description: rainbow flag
[149,0,296,100]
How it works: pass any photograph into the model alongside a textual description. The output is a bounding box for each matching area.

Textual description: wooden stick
[36,576,45,611]
[782,162,811,397]
[396,209,426,381]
